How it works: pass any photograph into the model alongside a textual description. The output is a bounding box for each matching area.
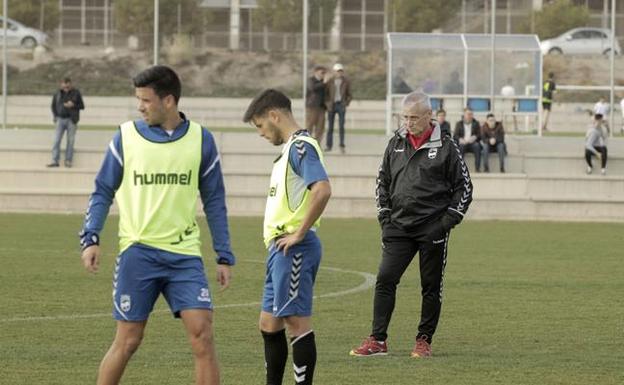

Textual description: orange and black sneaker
[410,336,432,358]
[349,336,388,357]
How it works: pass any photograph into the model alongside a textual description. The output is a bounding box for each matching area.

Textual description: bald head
[400,91,432,135]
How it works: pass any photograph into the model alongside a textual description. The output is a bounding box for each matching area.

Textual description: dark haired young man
[79,65,235,385]
[243,89,331,385]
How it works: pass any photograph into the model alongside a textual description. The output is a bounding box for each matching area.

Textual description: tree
[389,0,461,33]
[0,0,59,32]
[254,0,337,33]
[114,0,213,41]
[531,0,589,40]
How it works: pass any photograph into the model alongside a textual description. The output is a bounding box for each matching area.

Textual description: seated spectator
[436,109,451,136]
[453,108,482,171]
[481,113,506,173]
[585,113,608,175]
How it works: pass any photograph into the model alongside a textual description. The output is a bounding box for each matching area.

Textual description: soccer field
[1,214,622,385]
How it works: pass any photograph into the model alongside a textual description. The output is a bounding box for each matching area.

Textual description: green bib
[263,135,325,247]
[116,120,202,255]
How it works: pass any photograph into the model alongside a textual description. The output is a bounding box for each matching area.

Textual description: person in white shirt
[619,96,624,134]
[585,113,608,175]
[500,78,517,131]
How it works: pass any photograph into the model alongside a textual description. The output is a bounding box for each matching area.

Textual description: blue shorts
[262,231,322,318]
[112,243,212,321]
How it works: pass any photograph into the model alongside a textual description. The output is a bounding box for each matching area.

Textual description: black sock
[291,331,316,385]
[262,329,288,385]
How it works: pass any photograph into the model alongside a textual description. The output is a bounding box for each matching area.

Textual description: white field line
[0,261,375,323]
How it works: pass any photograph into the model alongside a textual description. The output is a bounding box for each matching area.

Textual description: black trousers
[585,146,607,169]
[372,223,449,343]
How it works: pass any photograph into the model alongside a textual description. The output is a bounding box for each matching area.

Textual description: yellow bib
[116,120,202,255]
[263,135,325,247]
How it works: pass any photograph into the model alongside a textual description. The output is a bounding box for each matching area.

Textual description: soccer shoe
[349,336,388,357]
[586,166,593,174]
[601,168,606,175]
[410,336,432,358]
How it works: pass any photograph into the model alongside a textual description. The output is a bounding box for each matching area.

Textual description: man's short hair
[401,91,431,111]
[486,113,495,119]
[243,89,292,123]
[62,77,71,83]
[313,65,326,71]
[133,65,182,104]
[548,72,555,79]
[463,107,473,113]
[595,113,603,120]
[436,109,446,115]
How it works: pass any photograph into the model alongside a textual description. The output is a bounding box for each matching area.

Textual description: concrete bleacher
[1,129,623,222]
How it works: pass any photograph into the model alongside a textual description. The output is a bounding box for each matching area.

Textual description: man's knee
[188,323,215,357]
[114,332,144,356]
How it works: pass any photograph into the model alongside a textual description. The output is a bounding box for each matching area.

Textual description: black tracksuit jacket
[376,123,473,234]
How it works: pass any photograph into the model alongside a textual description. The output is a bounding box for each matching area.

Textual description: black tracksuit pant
[372,222,448,343]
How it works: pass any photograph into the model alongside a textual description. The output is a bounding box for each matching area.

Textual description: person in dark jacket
[453,108,482,172]
[350,91,473,359]
[325,63,352,153]
[436,109,451,137]
[481,113,506,173]
[47,77,85,168]
[306,65,328,144]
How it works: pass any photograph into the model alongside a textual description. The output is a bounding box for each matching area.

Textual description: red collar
[406,127,433,150]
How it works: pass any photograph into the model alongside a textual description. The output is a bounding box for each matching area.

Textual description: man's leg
[316,109,326,147]
[260,311,288,385]
[481,144,490,172]
[285,316,315,385]
[416,232,449,344]
[337,102,346,149]
[97,320,147,385]
[371,228,418,341]
[326,108,335,150]
[585,149,594,169]
[542,107,551,130]
[469,142,481,171]
[181,309,220,385]
[496,142,506,172]
[65,120,77,166]
[50,119,65,165]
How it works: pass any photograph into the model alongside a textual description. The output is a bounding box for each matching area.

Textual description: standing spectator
[443,70,463,94]
[306,65,328,144]
[500,78,518,131]
[392,67,412,94]
[542,72,556,131]
[436,109,451,136]
[47,77,85,168]
[349,91,472,358]
[453,108,482,172]
[481,113,506,173]
[325,63,352,154]
[585,113,608,175]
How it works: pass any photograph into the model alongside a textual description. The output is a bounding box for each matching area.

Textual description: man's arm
[50,93,57,120]
[376,142,393,226]
[437,139,473,233]
[345,79,353,106]
[75,90,85,110]
[80,131,124,272]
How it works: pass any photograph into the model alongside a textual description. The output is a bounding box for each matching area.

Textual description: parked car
[540,27,621,56]
[0,16,48,48]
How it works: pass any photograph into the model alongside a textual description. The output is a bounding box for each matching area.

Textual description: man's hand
[81,245,101,273]
[216,264,232,291]
[63,100,74,108]
[275,231,305,257]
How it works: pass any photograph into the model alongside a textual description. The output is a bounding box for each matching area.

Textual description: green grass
[1,214,623,384]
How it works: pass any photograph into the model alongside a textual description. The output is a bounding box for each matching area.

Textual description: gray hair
[401,91,432,111]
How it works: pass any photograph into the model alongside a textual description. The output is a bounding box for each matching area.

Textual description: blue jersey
[80,112,236,265]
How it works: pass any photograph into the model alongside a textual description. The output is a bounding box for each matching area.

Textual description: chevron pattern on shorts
[289,253,303,299]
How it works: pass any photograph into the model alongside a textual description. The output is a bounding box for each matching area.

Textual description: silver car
[540,27,620,55]
[0,16,48,48]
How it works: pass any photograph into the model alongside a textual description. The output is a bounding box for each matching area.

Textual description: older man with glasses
[350,91,473,359]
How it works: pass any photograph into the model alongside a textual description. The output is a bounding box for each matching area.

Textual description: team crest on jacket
[428,148,438,159]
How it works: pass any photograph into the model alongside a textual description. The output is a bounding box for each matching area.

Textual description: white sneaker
[586,166,593,174]
[601,168,606,175]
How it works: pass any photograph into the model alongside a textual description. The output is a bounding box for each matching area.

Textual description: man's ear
[164,94,177,109]
[268,109,280,124]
